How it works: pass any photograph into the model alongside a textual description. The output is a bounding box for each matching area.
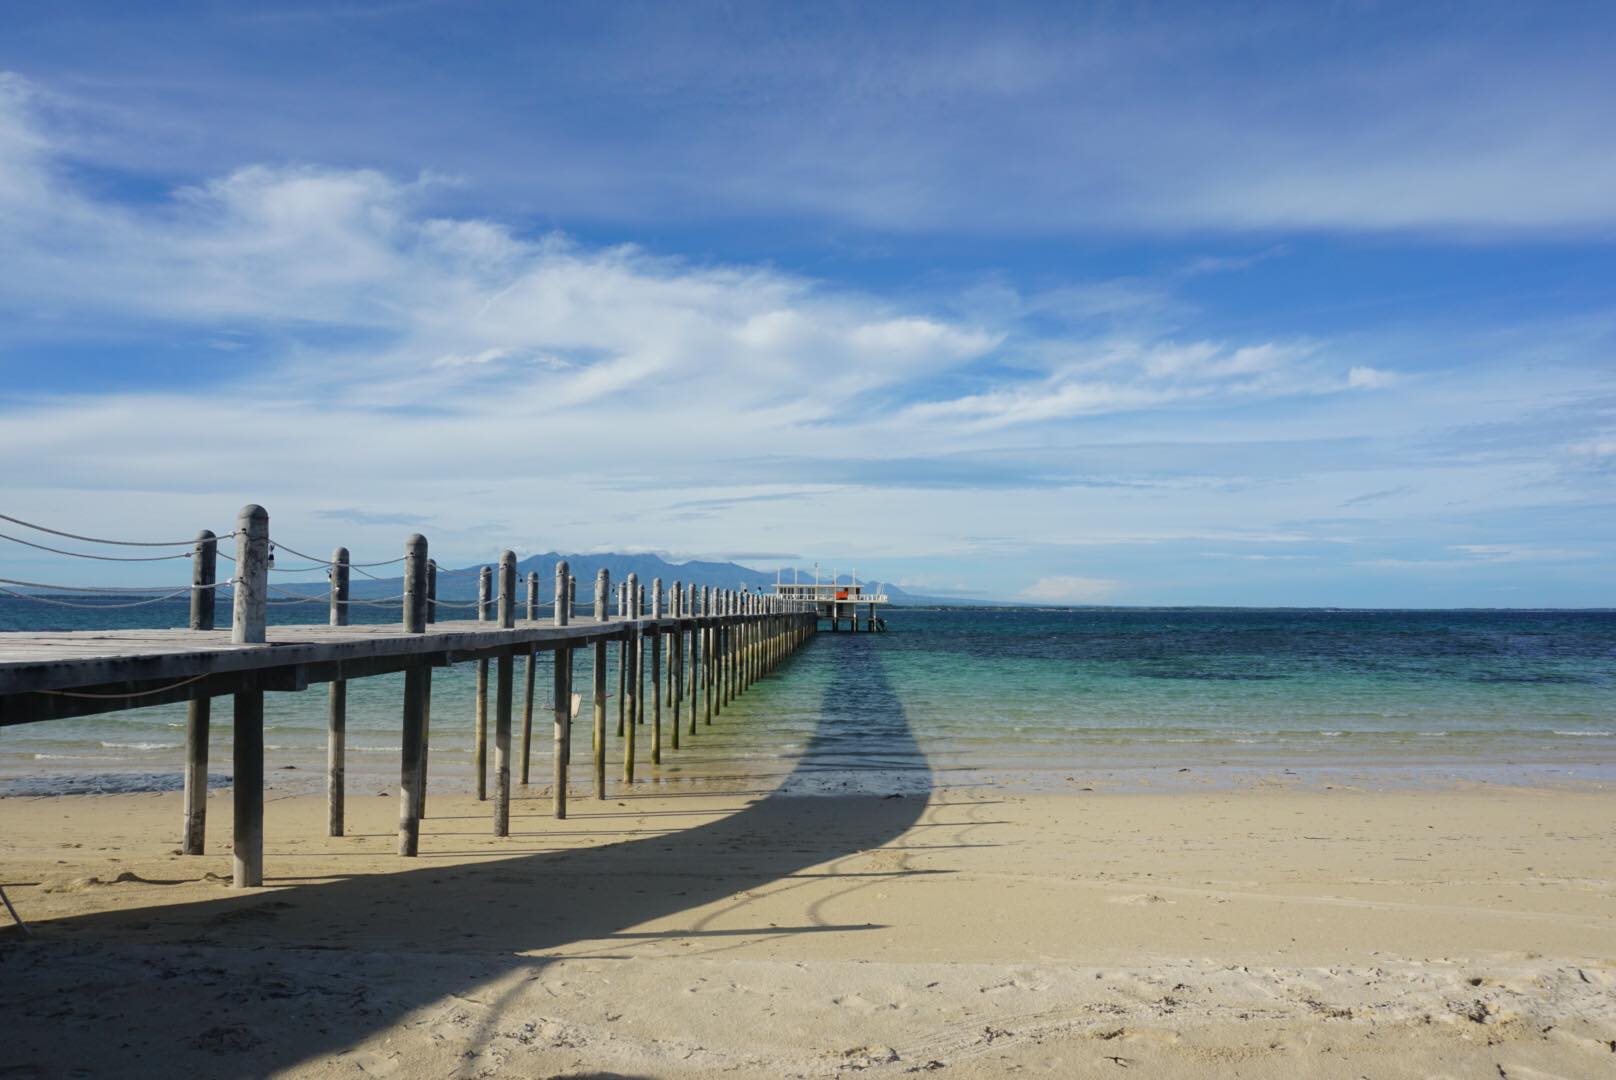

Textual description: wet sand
[2,778,1614,1078]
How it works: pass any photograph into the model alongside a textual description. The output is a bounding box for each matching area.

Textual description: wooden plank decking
[0,615,695,696]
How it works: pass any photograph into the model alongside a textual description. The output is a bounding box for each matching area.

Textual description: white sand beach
[3,780,1613,1078]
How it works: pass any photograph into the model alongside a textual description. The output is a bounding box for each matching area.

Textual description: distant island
[266,550,998,607]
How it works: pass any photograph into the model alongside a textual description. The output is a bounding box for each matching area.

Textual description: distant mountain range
[272,551,994,607]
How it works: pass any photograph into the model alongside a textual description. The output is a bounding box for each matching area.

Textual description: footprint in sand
[831,993,896,1013]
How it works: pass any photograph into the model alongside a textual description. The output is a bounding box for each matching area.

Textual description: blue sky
[1,1,1612,605]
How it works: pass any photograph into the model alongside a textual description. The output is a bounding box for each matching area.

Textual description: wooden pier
[0,506,818,888]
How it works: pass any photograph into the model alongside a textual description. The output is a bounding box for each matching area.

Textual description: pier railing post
[713,589,723,717]
[723,590,732,705]
[327,546,350,839]
[624,572,638,783]
[426,560,437,624]
[687,584,698,735]
[616,581,627,737]
[745,593,754,688]
[651,577,663,764]
[702,586,713,725]
[230,506,269,889]
[417,570,434,823]
[553,559,571,820]
[475,565,491,801]
[181,529,216,856]
[635,580,646,727]
[232,505,268,645]
[594,568,609,799]
[520,570,538,785]
[670,580,682,750]
[398,534,429,857]
[494,551,516,836]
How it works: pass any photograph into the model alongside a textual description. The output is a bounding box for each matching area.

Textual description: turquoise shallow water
[1,601,1613,794]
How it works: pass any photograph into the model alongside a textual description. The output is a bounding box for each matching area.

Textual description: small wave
[99,741,180,751]
[352,745,403,753]
[1552,729,1614,737]
[1136,670,1286,682]
[1,771,230,796]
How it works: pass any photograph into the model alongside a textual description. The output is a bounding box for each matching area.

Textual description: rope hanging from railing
[0,585,194,609]
[0,576,234,593]
[0,512,206,548]
[344,594,407,607]
[34,673,211,699]
[430,564,487,577]
[267,541,407,570]
[0,531,192,562]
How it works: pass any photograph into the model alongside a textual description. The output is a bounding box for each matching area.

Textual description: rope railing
[430,563,488,576]
[0,575,234,593]
[35,673,211,699]
[0,512,207,548]
[0,531,192,562]
[345,594,407,606]
[269,541,407,570]
[0,509,822,639]
[0,585,194,609]
[266,583,409,606]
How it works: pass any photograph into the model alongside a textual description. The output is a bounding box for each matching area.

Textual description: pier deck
[0,614,714,724]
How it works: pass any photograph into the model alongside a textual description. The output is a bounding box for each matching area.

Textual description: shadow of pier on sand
[0,633,937,1077]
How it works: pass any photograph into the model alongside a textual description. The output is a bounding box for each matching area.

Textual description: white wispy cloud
[900,339,1359,430]
[1347,366,1399,390]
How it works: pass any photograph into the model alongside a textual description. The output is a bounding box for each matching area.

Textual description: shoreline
[5,750,1615,798]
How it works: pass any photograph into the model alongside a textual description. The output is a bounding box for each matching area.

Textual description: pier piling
[553,559,570,820]
[397,534,429,857]
[670,580,682,749]
[493,551,516,837]
[231,505,269,886]
[521,571,538,785]
[475,565,491,801]
[651,577,663,764]
[326,546,349,838]
[624,573,638,783]
[593,568,609,799]
[181,528,215,855]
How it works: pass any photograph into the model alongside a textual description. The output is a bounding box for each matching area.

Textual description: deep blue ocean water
[2,600,1613,795]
